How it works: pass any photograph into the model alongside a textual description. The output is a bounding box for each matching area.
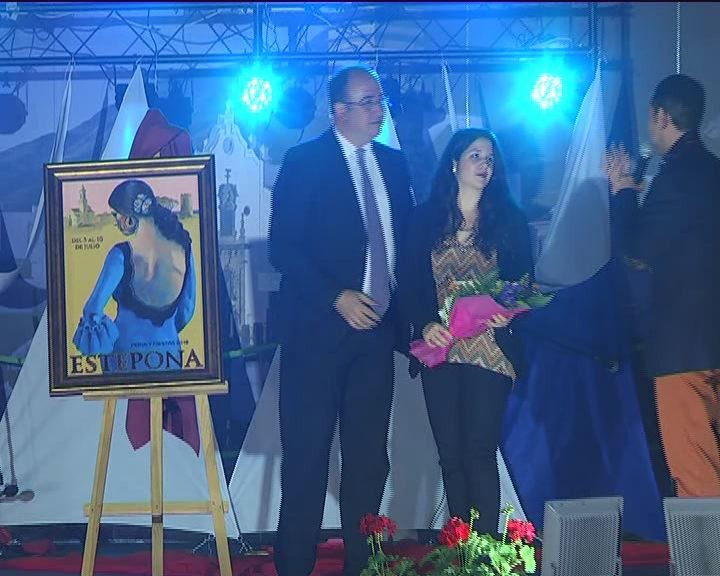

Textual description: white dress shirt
[334,129,396,292]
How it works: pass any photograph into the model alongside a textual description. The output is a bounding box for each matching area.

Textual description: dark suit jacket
[611,131,720,377]
[397,200,534,378]
[268,129,414,350]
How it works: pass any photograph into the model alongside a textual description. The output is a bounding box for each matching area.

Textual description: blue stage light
[242,76,273,113]
[227,64,280,121]
[531,73,563,109]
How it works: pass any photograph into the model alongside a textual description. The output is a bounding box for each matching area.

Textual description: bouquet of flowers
[421,506,537,576]
[410,271,553,368]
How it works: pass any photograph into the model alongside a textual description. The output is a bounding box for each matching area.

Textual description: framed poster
[44,155,223,395]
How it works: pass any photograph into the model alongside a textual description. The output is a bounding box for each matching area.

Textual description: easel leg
[81,398,116,576]
[197,394,232,576]
[150,396,164,576]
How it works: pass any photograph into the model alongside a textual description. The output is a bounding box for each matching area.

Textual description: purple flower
[498,282,523,308]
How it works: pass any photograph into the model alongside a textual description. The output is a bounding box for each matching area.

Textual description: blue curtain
[501,263,666,541]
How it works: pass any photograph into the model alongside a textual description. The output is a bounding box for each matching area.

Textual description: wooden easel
[80,382,232,576]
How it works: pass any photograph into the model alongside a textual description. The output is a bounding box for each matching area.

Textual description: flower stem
[376,534,387,576]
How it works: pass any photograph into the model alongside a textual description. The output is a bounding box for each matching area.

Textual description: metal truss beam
[0,47,593,67]
[0,2,627,82]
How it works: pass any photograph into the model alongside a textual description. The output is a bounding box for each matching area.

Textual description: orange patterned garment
[431,235,515,380]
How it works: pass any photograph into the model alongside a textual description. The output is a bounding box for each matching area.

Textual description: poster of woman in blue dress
[71,178,199,375]
[45,155,222,394]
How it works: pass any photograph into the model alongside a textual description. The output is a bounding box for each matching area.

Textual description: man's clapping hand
[605,143,639,195]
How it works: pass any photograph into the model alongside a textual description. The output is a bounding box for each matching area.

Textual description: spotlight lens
[532,74,563,109]
[242,77,273,113]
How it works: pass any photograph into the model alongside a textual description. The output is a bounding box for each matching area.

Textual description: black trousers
[274,322,395,576]
[421,363,512,535]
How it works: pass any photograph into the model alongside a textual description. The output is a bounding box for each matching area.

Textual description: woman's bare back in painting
[131,233,187,308]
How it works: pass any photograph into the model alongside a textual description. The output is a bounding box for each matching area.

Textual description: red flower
[360,514,381,535]
[382,516,397,538]
[507,519,536,543]
[360,513,396,538]
[439,517,471,548]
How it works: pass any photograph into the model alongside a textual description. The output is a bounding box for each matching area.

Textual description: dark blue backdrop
[502,263,665,541]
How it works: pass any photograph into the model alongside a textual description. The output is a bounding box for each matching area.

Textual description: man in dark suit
[268,66,414,576]
[607,74,720,497]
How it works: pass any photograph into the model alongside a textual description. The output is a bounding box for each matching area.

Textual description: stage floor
[0,538,670,576]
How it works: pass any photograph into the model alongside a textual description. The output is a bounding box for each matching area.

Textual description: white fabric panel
[101,67,148,162]
[442,64,459,133]
[534,65,610,289]
[25,64,74,261]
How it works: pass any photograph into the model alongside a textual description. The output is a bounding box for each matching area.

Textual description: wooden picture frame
[44,155,223,395]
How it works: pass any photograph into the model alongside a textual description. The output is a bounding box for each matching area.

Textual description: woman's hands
[422,313,510,348]
[422,322,453,348]
[487,313,510,328]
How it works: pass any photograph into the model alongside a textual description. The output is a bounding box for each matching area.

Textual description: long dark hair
[429,128,519,258]
[108,179,191,249]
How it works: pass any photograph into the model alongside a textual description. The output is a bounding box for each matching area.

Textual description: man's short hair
[327,65,379,113]
[651,74,705,132]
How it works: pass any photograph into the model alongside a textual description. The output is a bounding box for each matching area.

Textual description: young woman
[399,128,533,534]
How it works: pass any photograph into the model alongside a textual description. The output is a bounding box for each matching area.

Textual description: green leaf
[520,545,537,573]
[523,293,554,308]
[498,543,516,556]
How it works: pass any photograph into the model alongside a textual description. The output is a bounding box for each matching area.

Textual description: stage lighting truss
[0,3,626,81]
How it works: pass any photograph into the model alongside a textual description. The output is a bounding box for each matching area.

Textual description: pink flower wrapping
[409,295,530,368]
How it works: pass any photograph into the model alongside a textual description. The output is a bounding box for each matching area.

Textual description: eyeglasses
[340,95,390,110]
